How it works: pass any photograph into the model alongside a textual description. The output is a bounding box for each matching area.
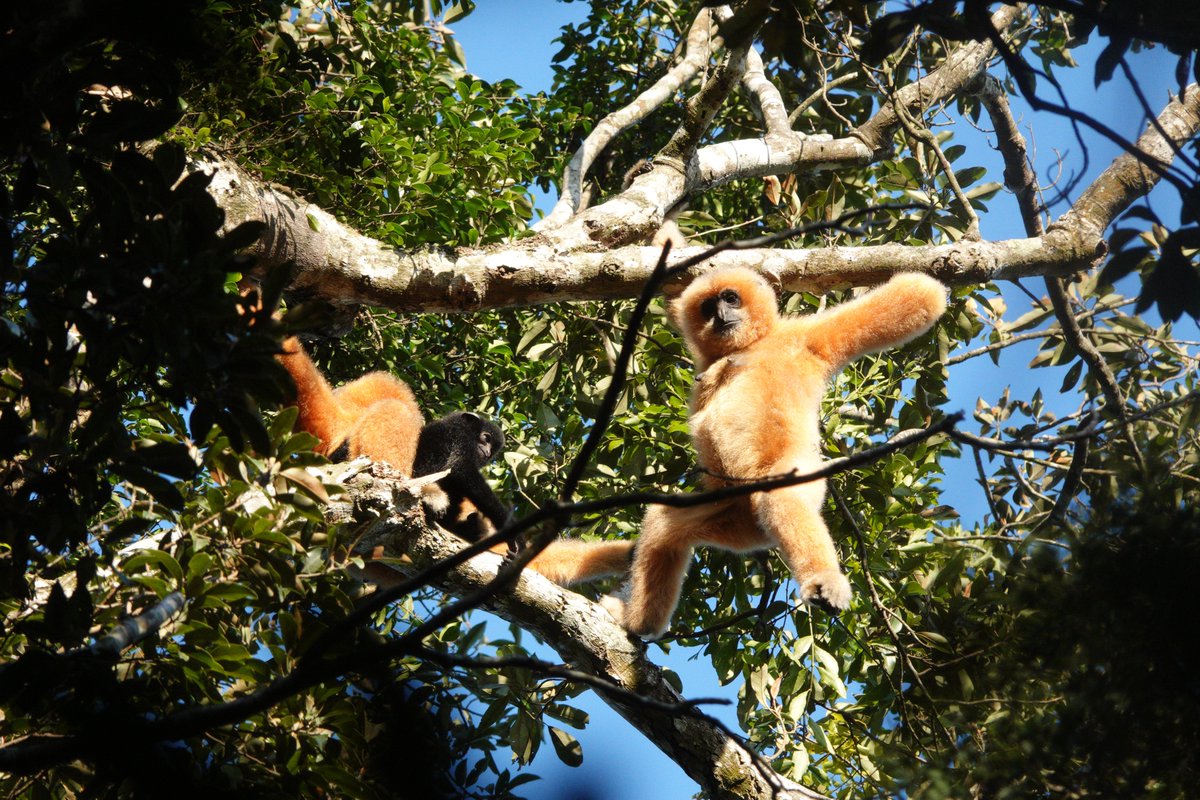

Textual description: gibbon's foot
[598,594,634,632]
[498,537,525,570]
[598,594,625,623]
[599,594,668,641]
[801,570,852,614]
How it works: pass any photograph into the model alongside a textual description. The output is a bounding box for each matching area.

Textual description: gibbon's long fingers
[346,398,424,475]
[277,337,350,453]
[491,540,635,586]
[751,484,852,612]
[801,273,947,372]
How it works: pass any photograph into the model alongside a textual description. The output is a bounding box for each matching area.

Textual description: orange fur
[278,338,631,586]
[602,269,948,638]
[456,498,633,587]
[278,336,424,472]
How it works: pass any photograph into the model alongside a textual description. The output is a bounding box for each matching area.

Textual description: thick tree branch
[852,5,1023,157]
[345,476,829,800]
[198,56,1200,319]
[204,149,1099,308]
[741,47,792,135]
[1052,83,1200,245]
[975,74,1042,232]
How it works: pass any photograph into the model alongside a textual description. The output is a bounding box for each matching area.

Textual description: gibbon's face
[673,268,779,363]
[464,413,504,465]
[477,428,497,463]
[699,288,745,336]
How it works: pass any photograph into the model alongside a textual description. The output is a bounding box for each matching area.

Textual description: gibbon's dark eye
[719,289,741,307]
[699,297,719,319]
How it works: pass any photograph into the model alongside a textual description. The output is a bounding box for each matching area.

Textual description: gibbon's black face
[477,426,499,464]
[699,288,744,336]
[463,412,504,465]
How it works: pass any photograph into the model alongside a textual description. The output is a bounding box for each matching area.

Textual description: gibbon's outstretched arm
[414,412,634,586]
[602,267,948,639]
[277,336,424,472]
[798,274,948,374]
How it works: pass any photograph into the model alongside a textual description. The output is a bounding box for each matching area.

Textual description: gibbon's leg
[751,481,852,613]
[803,273,947,371]
[346,397,424,474]
[441,467,511,534]
[489,540,635,586]
[603,498,754,639]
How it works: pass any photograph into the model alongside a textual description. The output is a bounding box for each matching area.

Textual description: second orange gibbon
[600,268,948,639]
[277,337,631,586]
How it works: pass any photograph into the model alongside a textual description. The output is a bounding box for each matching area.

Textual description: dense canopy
[2,2,1198,798]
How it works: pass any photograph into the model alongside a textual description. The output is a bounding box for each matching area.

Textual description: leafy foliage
[2,1,1198,799]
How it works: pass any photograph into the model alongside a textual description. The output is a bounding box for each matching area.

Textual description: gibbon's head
[436,411,505,465]
[463,412,505,465]
[670,267,779,367]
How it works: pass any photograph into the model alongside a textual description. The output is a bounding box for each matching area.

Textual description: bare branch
[975,74,1043,232]
[741,46,792,135]
[348,486,831,800]
[975,68,1156,477]
[1045,278,1148,475]
[789,73,857,126]
[87,592,186,658]
[537,8,722,230]
[852,5,1024,157]
[1052,83,1200,244]
[892,95,981,239]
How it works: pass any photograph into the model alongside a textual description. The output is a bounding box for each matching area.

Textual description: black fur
[413,412,511,542]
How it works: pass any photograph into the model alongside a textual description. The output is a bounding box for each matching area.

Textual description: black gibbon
[412,411,634,586]
[413,411,511,540]
[600,268,948,639]
[278,338,632,586]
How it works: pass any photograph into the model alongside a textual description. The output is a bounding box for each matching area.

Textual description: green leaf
[1059,359,1083,393]
[548,726,583,767]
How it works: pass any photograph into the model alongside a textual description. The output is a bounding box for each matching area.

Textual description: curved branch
[346,477,829,800]
[1052,84,1200,244]
[851,4,1024,157]
[536,5,1023,251]
[203,150,1097,308]
[741,46,792,135]
[198,82,1200,315]
[536,8,722,230]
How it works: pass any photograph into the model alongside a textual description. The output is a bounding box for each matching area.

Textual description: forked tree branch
[537,7,723,230]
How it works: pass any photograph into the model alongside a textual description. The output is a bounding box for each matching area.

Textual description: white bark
[198,144,1147,311]
[537,7,723,230]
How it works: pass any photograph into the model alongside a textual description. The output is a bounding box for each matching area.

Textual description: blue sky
[451,4,1186,797]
